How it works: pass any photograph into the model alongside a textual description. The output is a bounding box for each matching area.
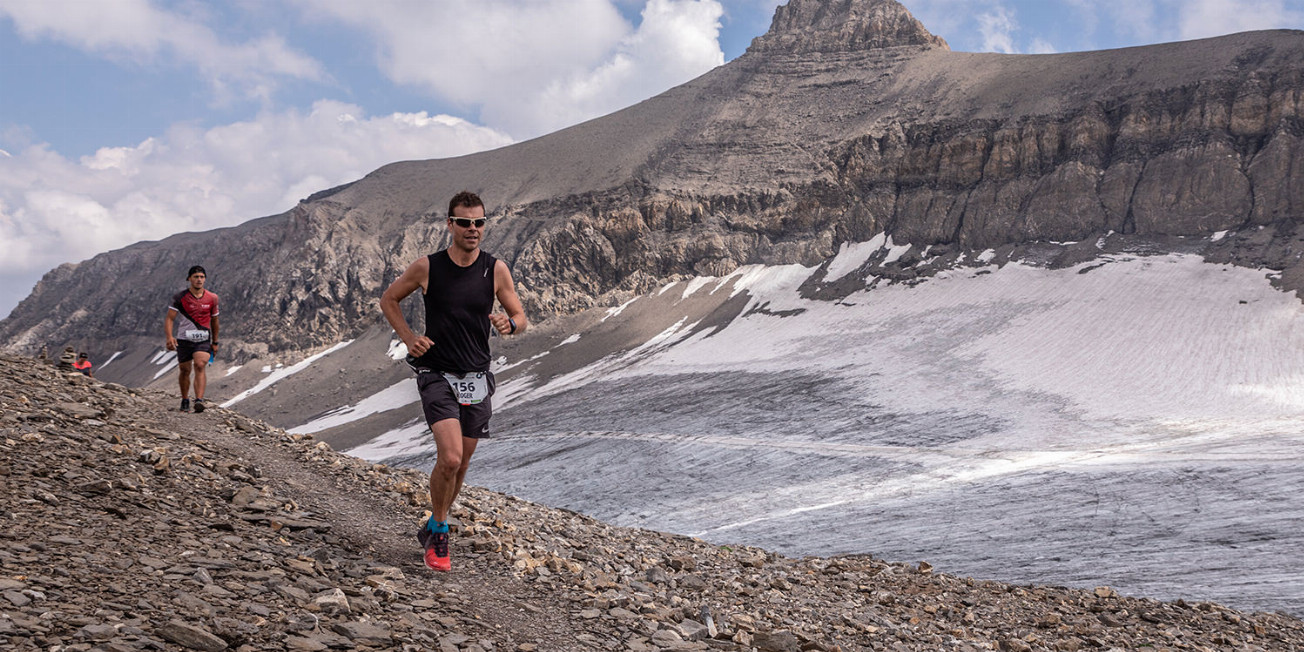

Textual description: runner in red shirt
[73,352,93,377]
[164,265,220,413]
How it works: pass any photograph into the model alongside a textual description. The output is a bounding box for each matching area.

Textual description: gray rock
[753,630,802,652]
[646,566,670,584]
[78,623,118,641]
[3,590,30,607]
[330,621,392,646]
[157,620,228,651]
[676,618,710,641]
[283,634,329,651]
[52,402,103,419]
[650,627,684,647]
[230,485,260,506]
[312,588,351,615]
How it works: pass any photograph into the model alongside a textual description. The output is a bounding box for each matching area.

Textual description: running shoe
[193,398,206,413]
[417,521,451,572]
[180,398,190,412]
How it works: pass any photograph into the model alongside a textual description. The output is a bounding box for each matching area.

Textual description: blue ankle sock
[427,519,449,534]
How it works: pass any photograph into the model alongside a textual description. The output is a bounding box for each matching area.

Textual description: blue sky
[1,0,1302,320]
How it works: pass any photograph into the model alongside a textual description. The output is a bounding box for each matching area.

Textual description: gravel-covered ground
[3,353,1301,651]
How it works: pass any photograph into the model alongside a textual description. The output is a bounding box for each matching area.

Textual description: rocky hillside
[4,0,1304,368]
[4,353,1304,651]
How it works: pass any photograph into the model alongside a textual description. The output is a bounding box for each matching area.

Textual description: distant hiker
[73,352,93,378]
[164,265,220,413]
[380,190,529,572]
[57,346,76,370]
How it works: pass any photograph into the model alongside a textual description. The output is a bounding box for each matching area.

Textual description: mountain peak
[748,0,949,54]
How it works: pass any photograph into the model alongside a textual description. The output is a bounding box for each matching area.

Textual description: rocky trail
[2,353,1302,651]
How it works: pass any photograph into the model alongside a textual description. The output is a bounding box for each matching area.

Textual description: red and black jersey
[168,289,219,341]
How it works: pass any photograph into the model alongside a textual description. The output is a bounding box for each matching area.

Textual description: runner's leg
[450,436,479,512]
[192,351,210,399]
[178,361,192,399]
[428,418,464,522]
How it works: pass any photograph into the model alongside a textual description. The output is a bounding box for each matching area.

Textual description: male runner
[164,265,220,413]
[73,352,93,377]
[379,191,528,571]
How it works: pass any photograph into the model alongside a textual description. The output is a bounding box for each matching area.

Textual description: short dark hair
[448,191,484,218]
[78,352,88,358]
[188,265,206,278]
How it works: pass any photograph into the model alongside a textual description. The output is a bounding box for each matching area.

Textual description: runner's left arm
[490,259,528,336]
[210,315,219,352]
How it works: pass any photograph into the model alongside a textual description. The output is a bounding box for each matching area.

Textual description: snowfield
[308,247,1302,617]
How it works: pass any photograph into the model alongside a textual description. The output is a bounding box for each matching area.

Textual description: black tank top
[412,250,497,373]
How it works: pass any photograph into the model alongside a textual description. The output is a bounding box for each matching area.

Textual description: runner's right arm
[164,308,178,351]
[380,257,434,357]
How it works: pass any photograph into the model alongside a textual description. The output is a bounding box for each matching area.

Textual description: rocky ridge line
[6,4,1304,366]
[3,354,1303,651]
[748,0,949,53]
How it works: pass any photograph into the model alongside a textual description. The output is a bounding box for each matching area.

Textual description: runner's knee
[435,453,462,475]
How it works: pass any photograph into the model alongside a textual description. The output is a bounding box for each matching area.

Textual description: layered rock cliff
[3,0,1304,364]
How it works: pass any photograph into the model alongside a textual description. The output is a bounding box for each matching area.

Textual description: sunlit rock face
[748,0,949,53]
[4,0,1304,373]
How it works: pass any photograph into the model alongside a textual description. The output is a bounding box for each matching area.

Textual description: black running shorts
[415,371,495,438]
[176,340,213,363]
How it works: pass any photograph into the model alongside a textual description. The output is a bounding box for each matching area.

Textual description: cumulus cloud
[1028,38,1058,54]
[1173,0,1304,40]
[0,0,325,101]
[1056,0,1300,49]
[906,0,1300,54]
[902,0,1031,53]
[305,0,725,139]
[899,0,994,47]
[976,6,1019,54]
[0,103,512,314]
[1058,0,1154,44]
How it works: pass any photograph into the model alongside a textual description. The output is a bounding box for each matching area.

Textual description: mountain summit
[2,2,1303,379]
[749,0,949,53]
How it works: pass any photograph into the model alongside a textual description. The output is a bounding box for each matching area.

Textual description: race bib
[183,329,210,342]
[443,372,488,405]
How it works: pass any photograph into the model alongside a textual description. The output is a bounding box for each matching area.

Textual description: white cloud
[1173,0,1304,40]
[1060,0,1302,47]
[0,102,512,314]
[496,0,725,136]
[0,0,325,100]
[898,0,991,46]
[1060,0,1160,44]
[304,0,725,139]
[1028,38,1058,54]
[977,6,1018,54]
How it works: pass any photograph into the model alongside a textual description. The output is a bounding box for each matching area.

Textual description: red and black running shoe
[417,522,451,572]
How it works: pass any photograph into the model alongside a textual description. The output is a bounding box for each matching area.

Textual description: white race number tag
[442,372,488,405]
[183,329,210,342]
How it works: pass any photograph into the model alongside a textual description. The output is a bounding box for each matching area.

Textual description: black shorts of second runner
[416,371,496,438]
[176,339,213,363]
